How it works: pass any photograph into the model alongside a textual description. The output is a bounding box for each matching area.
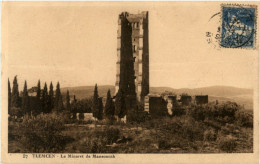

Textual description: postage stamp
[221,5,256,48]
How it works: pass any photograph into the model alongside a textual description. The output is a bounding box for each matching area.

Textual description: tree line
[92,84,128,121]
[8,76,67,117]
[8,76,128,121]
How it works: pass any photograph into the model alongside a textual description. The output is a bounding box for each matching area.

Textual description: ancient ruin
[115,11,149,104]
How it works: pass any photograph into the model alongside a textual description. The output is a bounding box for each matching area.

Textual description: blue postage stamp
[221,5,256,48]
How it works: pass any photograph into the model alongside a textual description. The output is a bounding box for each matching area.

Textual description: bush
[218,136,237,153]
[79,137,106,153]
[203,119,222,130]
[78,127,121,153]
[191,106,206,121]
[62,111,72,124]
[79,113,84,120]
[203,129,217,141]
[181,119,204,141]
[19,113,69,153]
[90,138,105,153]
[235,110,253,128]
[189,102,241,125]
[72,112,77,120]
[104,116,116,125]
[216,102,240,124]
[127,110,147,123]
[10,107,24,118]
[158,139,171,149]
[104,127,120,144]
[220,124,240,136]
[171,103,186,117]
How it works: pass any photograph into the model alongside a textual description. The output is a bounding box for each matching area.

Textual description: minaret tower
[115,11,149,104]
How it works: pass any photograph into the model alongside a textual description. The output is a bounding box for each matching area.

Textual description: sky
[2,2,258,89]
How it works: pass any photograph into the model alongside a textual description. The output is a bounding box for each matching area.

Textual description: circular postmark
[205,12,222,50]
[206,5,256,49]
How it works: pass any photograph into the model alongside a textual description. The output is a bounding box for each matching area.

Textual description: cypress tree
[11,76,19,108]
[22,80,30,116]
[8,78,11,115]
[92,84,99,119]
[115,88,126,119]
[58,95,64,112]
[54,82,60,110]
[42,82,48,113]
[65,90,71,111]
[64,90,71,120]
[55,82,64,112]
[98,97,103,120]
[35,80,42,115]
[36,80,41,100]
[48,82,54,112]
[105,89,115,119]
[71,95,77,119]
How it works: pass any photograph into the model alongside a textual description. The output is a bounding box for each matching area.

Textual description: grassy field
[9,113,253,153]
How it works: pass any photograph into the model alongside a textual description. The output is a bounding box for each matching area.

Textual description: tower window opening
[133,45,137,52]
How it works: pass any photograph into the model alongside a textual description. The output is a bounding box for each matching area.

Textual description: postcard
[1,1,259,163]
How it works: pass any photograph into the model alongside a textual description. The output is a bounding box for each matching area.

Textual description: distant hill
[61,85,115,100]
[149,86,253,97]
[61,85,253,110]
[149,86,253,110]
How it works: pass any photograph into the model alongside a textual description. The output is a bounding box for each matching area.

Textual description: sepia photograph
[1,1,259,163]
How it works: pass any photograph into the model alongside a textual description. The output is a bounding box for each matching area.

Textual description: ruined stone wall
[148,96,167,118]
[180,95,192,106]
[195,95,208,105]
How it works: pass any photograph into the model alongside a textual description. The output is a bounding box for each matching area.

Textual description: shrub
[191,105,206,121]
[141,119,158,129]
[104,127,120,144]
[147,116,204,142]
[203,129,217,141]
[220,124,240,136]
[235,110,253,128]
[86,119,93,124]
[19,113,69,153]
[90,138,105,153]
[78,127,121,153]
[72,112,77,120]
[79,113,84,120]
[218,136,237,153]
[127,109,147,123]
[105,116,116,125]
[216,102,240,124]
[158,139,171,149]
[203,119,222,130]
[62,111,72,124]
[181,117,204,141]
[171,103,186,117]
[189,102,241,125]
[10,107,23,118]
[79,137,106,153]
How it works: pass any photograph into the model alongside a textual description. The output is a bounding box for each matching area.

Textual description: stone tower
[115,11,149,104]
